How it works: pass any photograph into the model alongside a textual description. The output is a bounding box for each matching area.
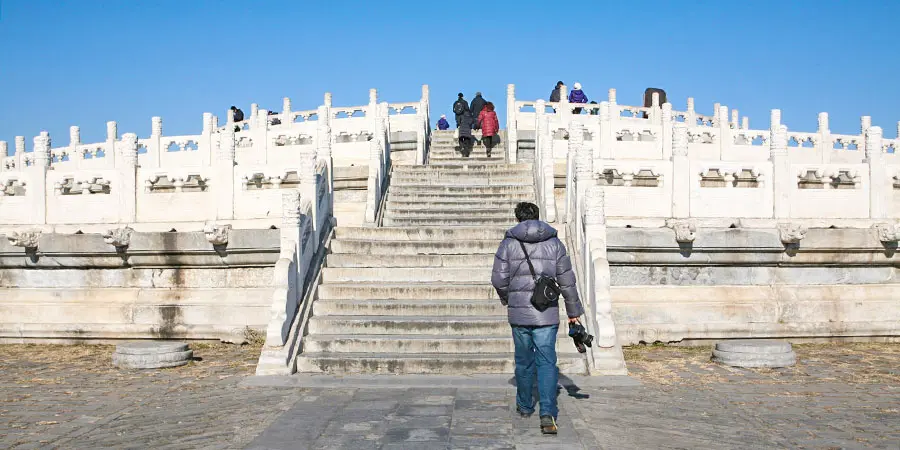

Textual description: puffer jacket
[568,89,588,104]
[478,109,500,137]
[458,111,475,138]
[491,220,584,326]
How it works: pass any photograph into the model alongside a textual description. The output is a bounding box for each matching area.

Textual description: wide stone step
[386,185,534,195]
[327,253,494,268]
[393,163,532,173]
[385,195,532,205]
[308,316,507,335]
[390,178,533,187]
[312,299,505,317]
[383,217,519,226]
[333,227,508,241]
[385,200,524,210]
[321,267,492,283]
[392,171,531,180]
[302,335,571,354]
[429,156,506,163]
[329,240,498,255]
[384,210,515,220]
[295,353,586,374]
[317,283,498,300]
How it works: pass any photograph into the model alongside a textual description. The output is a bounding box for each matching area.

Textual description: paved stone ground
[1,342,898,449]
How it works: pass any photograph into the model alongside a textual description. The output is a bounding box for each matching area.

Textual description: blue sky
[1,0,899,149]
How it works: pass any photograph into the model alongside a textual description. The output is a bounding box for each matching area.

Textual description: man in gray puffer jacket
[491,202,584,435]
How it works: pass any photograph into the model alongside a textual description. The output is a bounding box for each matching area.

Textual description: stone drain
[712,339,797,368]
[113,341,193,369]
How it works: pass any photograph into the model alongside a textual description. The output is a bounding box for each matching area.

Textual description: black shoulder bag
[517,240,561,312]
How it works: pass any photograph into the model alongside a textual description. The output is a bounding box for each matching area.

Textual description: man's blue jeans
[511,324,559,418]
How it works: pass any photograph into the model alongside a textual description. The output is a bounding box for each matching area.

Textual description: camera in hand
[568,321,594,354]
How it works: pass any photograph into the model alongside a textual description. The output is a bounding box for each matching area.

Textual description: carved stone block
[666,219,696,243]
[873,223,899,243]
[777,223,807,245]
[204,223,232,246]
[8,230,40,249]
[103,226,134,248]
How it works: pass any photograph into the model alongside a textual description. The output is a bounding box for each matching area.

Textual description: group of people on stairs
[436,92,500,158]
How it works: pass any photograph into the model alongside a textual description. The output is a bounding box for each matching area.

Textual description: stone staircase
[296,130,587,374]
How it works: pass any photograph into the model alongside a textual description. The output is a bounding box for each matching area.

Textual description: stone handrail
[0,86,431,232]
[364,103,391,225]
[511,85,900,224]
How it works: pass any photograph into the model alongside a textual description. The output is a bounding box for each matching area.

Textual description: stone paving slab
[1,342,898,449]
[242,374,640,389]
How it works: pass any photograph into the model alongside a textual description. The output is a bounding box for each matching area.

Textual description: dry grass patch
[623,342,900,386]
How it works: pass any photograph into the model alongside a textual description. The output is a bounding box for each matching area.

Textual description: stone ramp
[296,130,589,374]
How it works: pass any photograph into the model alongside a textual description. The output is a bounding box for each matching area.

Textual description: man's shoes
[516,406,533,418]
[540,415,558,435]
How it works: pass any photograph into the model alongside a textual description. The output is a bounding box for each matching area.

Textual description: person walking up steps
[452,93,469,128]
[457,109,476,157]
[470,92,487,126]
[478,102,500,158]
[491,202,585,435]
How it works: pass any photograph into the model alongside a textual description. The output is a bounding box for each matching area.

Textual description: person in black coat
[549,81,564,103]
[458,110,475,157]
[452,93,469,128]
[470,92,487,127]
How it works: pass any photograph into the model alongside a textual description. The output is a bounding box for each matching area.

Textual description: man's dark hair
[230,106,237,110]
[556,81,564,87]
[515,202,540,222]
[458,93,464,97]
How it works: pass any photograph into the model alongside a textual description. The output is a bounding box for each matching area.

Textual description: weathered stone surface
[112,341,193,369]
[711,348,796,368]
[114,341,189,355]
[712,339,796,368]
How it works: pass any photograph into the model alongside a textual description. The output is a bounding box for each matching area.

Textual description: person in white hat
[437,114,450,130]
[568,82,588,114]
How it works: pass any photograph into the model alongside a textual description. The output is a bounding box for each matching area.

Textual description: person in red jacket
[478,102,500,157]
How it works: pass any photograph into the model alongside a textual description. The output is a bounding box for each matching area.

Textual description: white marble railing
[510,84,900,224]
[0,86,431,232]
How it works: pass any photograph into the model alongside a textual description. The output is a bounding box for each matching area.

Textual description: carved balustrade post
[598,101,612,159]
[866,126,886,219]
[661,103,674,161]
[15,136,25,171]
[200,112,214,166]
[120,133,139,223]
[316,105,333,194]
[672,122,690,218]
[106,121,118,168]
[506,84,518,164]
[540,114,557,223]
[686,97,696,127]
[718,105,730,160]
[148,117,162,168]
[817,112,831,164]
[770,110,790,219]
[69,126,82,165]
[27,132,50,224]
[214,113,236,220]
[573,119,592,251]
[650,92,661,124]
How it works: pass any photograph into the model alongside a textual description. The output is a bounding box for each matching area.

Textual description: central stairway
[296,130,587,374]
